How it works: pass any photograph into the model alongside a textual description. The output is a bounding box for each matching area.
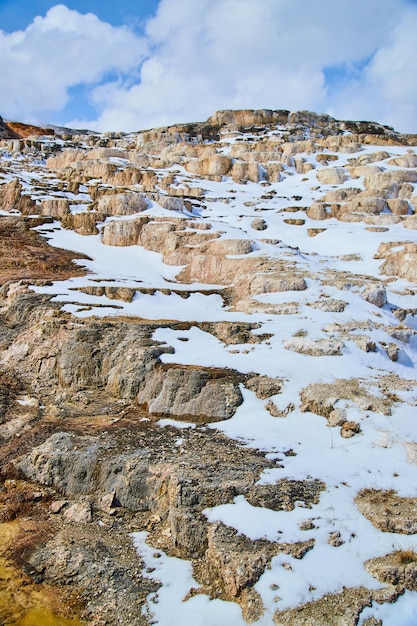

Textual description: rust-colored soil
[5,121,55,138]
[0,217,88,286]
[0,518,85,626]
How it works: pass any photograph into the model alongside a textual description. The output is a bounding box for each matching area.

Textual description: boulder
[348,195,387,214]
[364,170,417,196]
[137,365,245,423]
[388,153,417,168]
[361,284,387,307]
[63,500,93,523]
[307,202,330,220]
[0,178,36,215]
[283,336,344,356]
[387,198,409,215]
[230,160,261,183]
[41,198,70,218]
[97,193,148,216]
[185,155,232,178]
[208,238,252,256]
[101,216,148,246]
[61,212,106,235]
[251,218,268,231]
[316,167,349,185]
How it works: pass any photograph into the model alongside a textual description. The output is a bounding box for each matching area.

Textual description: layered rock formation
[1,108,417,626]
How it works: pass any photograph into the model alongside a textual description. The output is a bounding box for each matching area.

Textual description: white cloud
[326,4,417,131]
[2,1,417,132]
[0,4,147,121]
[76,0,417,133]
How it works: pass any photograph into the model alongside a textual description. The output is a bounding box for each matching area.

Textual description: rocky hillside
[1,109,417,626]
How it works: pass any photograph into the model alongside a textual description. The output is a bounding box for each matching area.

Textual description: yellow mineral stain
[8,607,83,626]
[0,521,84,626]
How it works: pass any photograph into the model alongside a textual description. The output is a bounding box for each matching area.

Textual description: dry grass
[394,548,417,565]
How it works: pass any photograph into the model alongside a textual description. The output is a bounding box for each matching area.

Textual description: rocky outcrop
[61,211,106,235]
[300,379,393,419]
[137,365,245,422]
[13,426,275,558]
[185,154,232,179]
[0,179,36,214]
[0,115,18,139]
[273,587,378,626]
[365,550,417,591]
[283,336,344,356]
[355,489,417,534]
[96,192,149,215]
[208,109,290,128]
[40,198,70,218]
[376,241,417,282]
[316,167,349,185]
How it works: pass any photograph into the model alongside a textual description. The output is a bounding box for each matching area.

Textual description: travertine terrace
[1,109,417,625]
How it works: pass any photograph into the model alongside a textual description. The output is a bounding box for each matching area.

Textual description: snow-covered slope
[1,109,417,626]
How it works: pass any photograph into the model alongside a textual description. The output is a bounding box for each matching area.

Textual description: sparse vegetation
[394,548,417,565]
[0,217,87,285]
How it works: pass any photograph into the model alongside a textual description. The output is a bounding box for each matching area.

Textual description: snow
[132,531,247,626]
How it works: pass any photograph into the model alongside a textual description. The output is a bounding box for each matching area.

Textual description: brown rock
[41,198,70,218]
[307,203,330,220]
[365,550,417,591]
[0,179,36,215]
[100,492,120,515]
[101,216,149,246]
[328,531,344,547]
[388,153,417,168]
[97,192,148,216]
[50,500,68,514]
[61,212,106,235]
[246,375,283,399]
[340,421,361,438]
[316,167,349,185]
[387,198,409,215]
[356,489,417,534]
[251,218,268,231]
[185,155,232,178]
[63,500,93,523]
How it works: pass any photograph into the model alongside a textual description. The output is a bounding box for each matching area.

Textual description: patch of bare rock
[273,586,396,626]
[4,423,326,621]
[355,489,417,534]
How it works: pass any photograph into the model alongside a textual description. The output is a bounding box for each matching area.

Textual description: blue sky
[0,0,159,31]
[1,0,417,133]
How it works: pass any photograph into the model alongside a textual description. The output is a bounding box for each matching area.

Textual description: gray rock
[137,365,244,422]
[362,284,387,308]
[283,336,344,356]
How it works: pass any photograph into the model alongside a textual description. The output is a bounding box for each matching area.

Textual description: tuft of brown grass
[394,548,417,565]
